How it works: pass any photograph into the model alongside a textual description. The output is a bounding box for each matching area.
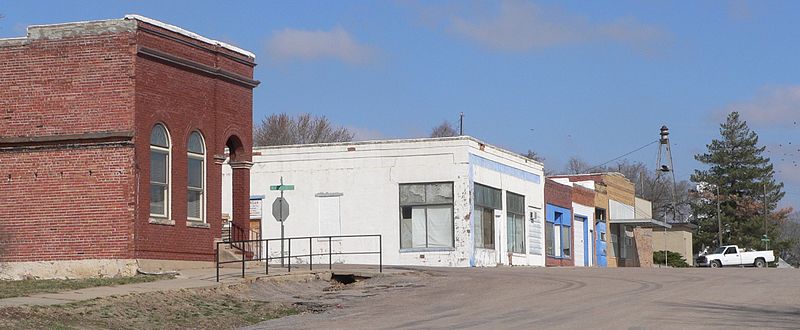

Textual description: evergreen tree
[691,112,786,251]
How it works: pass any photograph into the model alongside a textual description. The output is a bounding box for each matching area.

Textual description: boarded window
[318,196,341,236]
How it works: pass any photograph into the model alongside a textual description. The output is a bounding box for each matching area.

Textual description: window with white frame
[506,192,525,254]
[187,131,205,222]
[474,183,501,249]
[399,182,454,249]
[561,219,572,258]
[546,208,572,258]
[545,221,555,256]
[150,124,170,218]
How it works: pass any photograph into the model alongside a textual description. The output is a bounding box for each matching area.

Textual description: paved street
[252,266,800,329]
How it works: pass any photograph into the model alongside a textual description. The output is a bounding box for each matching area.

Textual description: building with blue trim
[223,136,547,267]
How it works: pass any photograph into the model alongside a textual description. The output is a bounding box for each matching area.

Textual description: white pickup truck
[696,245,775,268]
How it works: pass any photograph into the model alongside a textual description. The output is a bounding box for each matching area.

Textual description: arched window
[187,131,205,222]
[150,124,170,218]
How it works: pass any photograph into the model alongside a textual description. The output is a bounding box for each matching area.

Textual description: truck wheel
[754,258,766,268]
[710,260,721,268]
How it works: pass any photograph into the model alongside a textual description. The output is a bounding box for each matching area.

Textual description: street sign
[272,197,289,222]
[270,185,295,191]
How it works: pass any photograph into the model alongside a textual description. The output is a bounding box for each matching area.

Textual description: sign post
[270,177,294,267]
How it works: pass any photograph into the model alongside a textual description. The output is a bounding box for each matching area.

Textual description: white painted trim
[124,14,255,59]
[187,131,206,223]
[149,124,171,220]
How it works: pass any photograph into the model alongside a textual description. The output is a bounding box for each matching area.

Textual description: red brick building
[0,15,258,279]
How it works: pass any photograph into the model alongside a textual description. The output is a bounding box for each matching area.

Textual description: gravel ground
[248,266,800,330]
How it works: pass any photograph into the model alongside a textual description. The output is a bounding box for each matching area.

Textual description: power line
[586,139,660,172]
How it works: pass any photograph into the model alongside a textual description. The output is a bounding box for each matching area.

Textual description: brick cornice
[0,131,134,150]
[137,47,260,88]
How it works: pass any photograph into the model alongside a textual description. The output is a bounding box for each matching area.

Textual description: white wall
[572,202,595,267]
[222,137,545,268]
[470,150,545,267]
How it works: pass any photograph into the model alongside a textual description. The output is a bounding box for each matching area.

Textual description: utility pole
[459,112,464,136]
[764,181,769,250]
[716,185,722,246]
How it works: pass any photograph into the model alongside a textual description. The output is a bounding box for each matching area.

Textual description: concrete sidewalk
[0,264,391,307]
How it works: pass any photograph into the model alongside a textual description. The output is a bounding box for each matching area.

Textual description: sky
[1,0,799,209]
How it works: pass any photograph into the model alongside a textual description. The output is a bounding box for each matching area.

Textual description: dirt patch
[0,283,298,329]
[0,270,430,329]
[245,271,430,313]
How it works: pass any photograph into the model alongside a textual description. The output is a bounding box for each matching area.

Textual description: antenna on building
[655,125,678,267]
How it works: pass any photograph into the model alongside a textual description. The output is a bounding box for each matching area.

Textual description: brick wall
[0,28,136,137]
[0,25,137,263]
[0,17,256,266]
[633,227,653,267]
[131,21,254,262]
[0,147,136,262]
[572,185,594,207]
[544,179,571,208]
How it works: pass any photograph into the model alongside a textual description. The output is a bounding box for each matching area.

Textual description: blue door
[583,218,589,266]
[596,221,607,267]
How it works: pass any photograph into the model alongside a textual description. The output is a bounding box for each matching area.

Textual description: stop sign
[272,197,289,222]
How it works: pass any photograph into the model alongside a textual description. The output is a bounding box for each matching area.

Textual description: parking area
[252,266,800,329]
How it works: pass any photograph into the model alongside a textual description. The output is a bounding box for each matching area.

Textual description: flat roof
[124,15,255,59]
[1,15,255,59]
[252,135,545,167]
[609,218,672,229]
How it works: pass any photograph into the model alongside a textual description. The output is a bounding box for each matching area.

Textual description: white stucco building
[223,136,546,267]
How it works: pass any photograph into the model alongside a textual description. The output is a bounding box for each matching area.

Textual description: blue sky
[2,0,799,208]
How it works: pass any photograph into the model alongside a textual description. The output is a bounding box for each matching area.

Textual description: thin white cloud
[266,27,375,64]
[724,85,800,126]
[412,0,667,54]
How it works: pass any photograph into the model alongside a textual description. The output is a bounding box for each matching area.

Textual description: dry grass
[0,274,175,299]
[0,284,298,329]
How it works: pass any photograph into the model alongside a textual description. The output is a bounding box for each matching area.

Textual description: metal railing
[227,222,261,260]
[215,234,382,282]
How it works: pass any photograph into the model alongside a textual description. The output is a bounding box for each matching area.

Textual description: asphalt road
[250,266,800,329]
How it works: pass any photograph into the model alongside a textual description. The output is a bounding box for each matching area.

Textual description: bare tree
[522,150,545,163]
[253,113,354,146]
[430,120,459,138]
[564,157,592,174]
[559,157,692,222]
[607,160,692,222]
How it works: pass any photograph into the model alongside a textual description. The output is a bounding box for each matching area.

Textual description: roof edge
[124,14,255,59]
[251,135,544,167]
